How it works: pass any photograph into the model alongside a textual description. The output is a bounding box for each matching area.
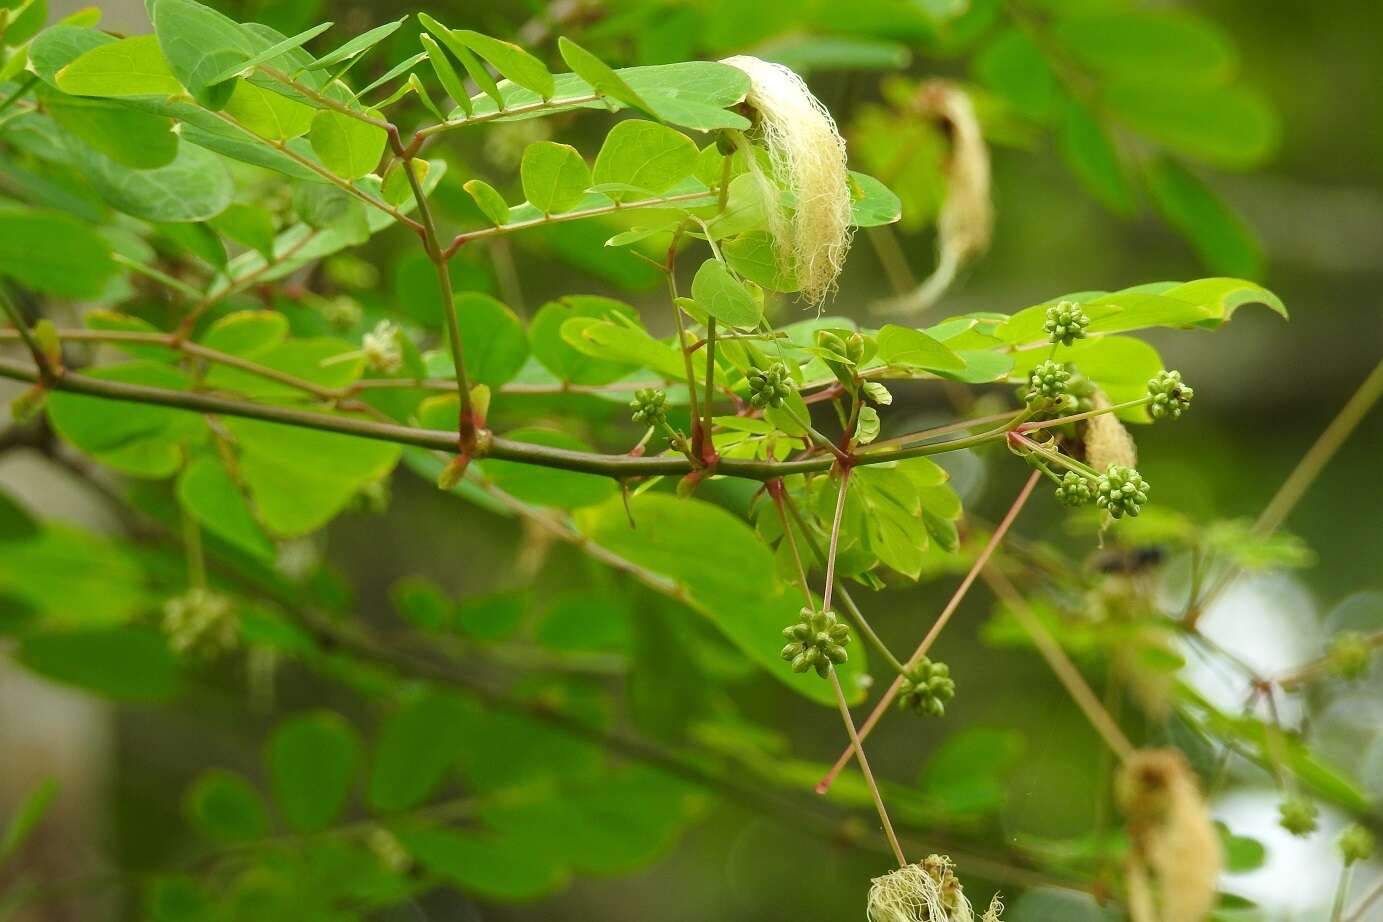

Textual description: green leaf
[402,827,568,901]
[451,292,529,386]
[723,231,797,292]
[556,36,654,115]
[224,415,399,537]
[29,24,113,87]
[0,526,149,629]
[560,316,687,380]
[223,79,314,140]
[919,727,1023,815]
[0,779,58,863]
[1160,277,1286,326]
[152,0,259,109]
[267,711,360,832]
[1104,81,1278,170]
[184,771,269,844]
[419,32,470,113]
[876,324,966,372]
[306,16,406,71]
[368,692,471,812]
[47,362,203,477]
[1144,159,1261,277]
[177,453,274,561]
[55,34,183,96]
[71,141,234,223]
[41,88,178,169]
[199,309,289,355]
[591,119,698,202]
[0,205,115,297]
[17,626,179,700]
[848,172,903,227]
[208,203,277,260]
[204,20,333,84]
[1058,99,1135,215]
[484,428,618,509]
[575,494,868,707]
[973,28,1057,122]
[463,179,510,226]
[418,13,500,110]
[308,108,387,179]
[690,258,762,328]
[1054,10,1236,86]
[452,29,554,99]
[528,295,638,385]
[521,141,592,215]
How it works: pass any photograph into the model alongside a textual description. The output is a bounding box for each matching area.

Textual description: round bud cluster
[1096,464,1149,519]
[361,320,403,374]
[748,362,794,409]
[1026,360,1072,404]
[780,607,851,678]
[630,387,668,426]
[1044,300,1091,346]
[1147,370,1194,421]
[1327,630,1374,680]
[1278,796,1319,837]
[1054,470,1094,507]
[1339,824,1376,865]
[162,588,238,658]
[897,657,956,717]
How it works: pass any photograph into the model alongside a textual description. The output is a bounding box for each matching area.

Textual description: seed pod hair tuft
[721,55,853,307]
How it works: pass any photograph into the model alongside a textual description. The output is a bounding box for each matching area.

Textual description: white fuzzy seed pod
[721,55,853,307]
[866,855,1003,922]
[1117,749,1223,922]
[878,81,993,316]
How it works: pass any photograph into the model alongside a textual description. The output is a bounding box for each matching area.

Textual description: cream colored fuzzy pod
[877,81,993,316]
[721,55,853,306]
[866,855,1003,922]
[1084,390,1138,472]
[1117,749,1222,922]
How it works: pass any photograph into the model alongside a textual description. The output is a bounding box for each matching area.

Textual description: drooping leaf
[690,258,762,328]
[368,691,471,813]
[308,108,387,180]
[451,29,554,99]
[306,16,407,71]
[17,626,179,700]
[152,0,259,109]
[451,292,529,386]
[266,711,361,832]
[556,36,654,116]
[463,179,510,226]
[0,205,115,297]
[55,34,183,96]
[176,453,274,561]
[520,141,592,215]
[184,771,269,844]
[223,79,315,140]
[591,120,698,202]
[70,141,234,223]
[876,324,966,372]
[575,494,868,707]
[1144,158,1261,277]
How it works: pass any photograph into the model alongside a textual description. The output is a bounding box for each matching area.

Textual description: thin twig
[830,667,907,867]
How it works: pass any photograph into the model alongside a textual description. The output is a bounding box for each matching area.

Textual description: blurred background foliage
[1,0,1381,919]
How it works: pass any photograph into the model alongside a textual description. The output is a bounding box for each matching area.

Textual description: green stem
[1331,864,1355,922]
[0,75,36,118]
[829,666,907,868]
[702,317,717,450]
[0,288,54,379]
[781,492,908,678]
[415,93,602,142]
[111,254,205,300]
[182,505,206,590]
[1018,396,1151,431]
[444,190,714,256]
[0,358,1031,481]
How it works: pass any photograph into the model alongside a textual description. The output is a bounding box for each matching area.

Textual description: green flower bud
[1278,796,1319,837]
[748,362,795,409]
[630,387,668,426]
[1147,369,1194,421]
[1338,824,1376,864]
[1026,360,1072,404]
[897,657,955,717]
[1044,300,1091,346]
[1327,630,1374,681]
[780,607,852,678]
[1095,464,1149,519]
[1054,470,1094,507]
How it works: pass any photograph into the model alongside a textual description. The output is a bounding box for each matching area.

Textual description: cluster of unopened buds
[748,362,795,409]
[1025,360,1071,404]
[1095,464,1150,519]
[162,588,238,658]
[1044,300,1091,346]
[780,606,851,678]
[629,387,668,426]
[1147,369,1194,420]
[897,656,956,717]
[1278,796,1319,836]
